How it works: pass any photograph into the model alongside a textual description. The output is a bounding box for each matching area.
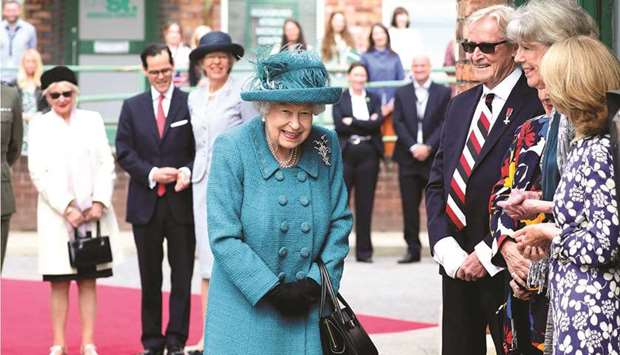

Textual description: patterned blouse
[550,135,619,354]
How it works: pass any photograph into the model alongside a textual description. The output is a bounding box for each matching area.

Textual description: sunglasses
[462,40,508,54]
[49,91,73,99]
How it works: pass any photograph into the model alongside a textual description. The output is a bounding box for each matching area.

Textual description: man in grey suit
[1,83,23,270]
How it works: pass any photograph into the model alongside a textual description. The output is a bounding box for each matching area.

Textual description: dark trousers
[342,142,380,259]
[442,272,506,355]
[1,214,10,272]
[133,194,196,350]
[398,172,427,256]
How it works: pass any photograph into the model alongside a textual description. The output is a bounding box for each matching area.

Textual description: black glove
[264,278,321,317]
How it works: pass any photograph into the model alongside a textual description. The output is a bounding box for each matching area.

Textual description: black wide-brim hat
[41,66,78,91]
[189,31,244,62]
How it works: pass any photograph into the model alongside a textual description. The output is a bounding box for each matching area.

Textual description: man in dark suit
[0,84,22,271]
[392,55,451,263]
[425,6,544,355]
[116,44,195,355]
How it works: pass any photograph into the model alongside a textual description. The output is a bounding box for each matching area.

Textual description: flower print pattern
[549,135,620,355]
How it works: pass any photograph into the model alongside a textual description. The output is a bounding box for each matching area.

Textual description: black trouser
[342,142,380,259]
[442,271,506,355]
[398,172,427,256]
[1,214,10,272]
[133,194,196,351]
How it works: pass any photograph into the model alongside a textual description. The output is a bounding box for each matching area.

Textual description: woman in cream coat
[185,31,257,354]
[28,66,118,355]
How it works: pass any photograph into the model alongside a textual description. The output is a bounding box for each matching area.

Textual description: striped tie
[445,93,495,230]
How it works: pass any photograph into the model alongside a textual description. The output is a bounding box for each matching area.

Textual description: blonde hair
[17,48,43,89]
[466,5,515,37]
[540,36,620,136]
[190,25,212,49]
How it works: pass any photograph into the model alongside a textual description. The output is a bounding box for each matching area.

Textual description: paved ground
[1,230,470,355]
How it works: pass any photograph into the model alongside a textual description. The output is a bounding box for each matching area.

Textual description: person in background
[163,22,191,86]
[321,11,358,69]
[392,55,451,264]
[188,25,212,87]
[16,48,46,121]
[425,5,544,354]
[332,62,382,263]
[203,49,351,354]
[388,6,424,75]
[277,18,307,52]
[184,31,258,355]
[515,35,620,355]
[1,0,37,84]
[0,83,23,271]
[28,66,118,355]
[361,23,404,157]
[115,44,195,355]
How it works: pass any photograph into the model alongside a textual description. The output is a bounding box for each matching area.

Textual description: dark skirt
[43,265,112,282]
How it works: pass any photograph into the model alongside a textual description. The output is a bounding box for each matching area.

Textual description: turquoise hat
[241,49,342,104]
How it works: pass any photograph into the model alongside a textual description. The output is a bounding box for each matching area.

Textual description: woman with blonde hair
[515,35,620,354]
[16,48,47,121]
[320,11,358,68]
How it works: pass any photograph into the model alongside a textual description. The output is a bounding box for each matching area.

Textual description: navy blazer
[115,87,195,225]
[332,89,384,157]
[392,82,452,176]
[425,73,544,270]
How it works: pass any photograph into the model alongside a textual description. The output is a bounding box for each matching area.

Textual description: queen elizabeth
[203,49,353,354]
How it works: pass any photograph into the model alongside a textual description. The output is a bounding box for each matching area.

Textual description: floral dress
[550,135,620,355]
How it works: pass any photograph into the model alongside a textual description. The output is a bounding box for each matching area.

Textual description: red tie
[445,93,495,230]
[156,94,166,197]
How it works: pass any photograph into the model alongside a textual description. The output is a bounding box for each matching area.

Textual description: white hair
[254,101,326,117]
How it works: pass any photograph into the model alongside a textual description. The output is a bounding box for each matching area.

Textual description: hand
[83,202,105,222]
[500,240,530,288]
[412,145,432,161]
[264,279,321,317]
[174,170,191,192]
[153,167,179,184]
[521,245,549,261]
[496,189,542,220]
[64,206,84,228]
[522,199,553,215]
[456,252,487,282]
[514,223,558,251]
[342,117,353,126]
[370,113,379,121]
[510,279,533,301]
[381,102,394,117]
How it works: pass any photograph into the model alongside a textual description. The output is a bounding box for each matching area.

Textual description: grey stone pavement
[2,230,496,355]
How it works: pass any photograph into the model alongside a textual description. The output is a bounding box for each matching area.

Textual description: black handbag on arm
[67,221,113,268]
[318,260,378,355]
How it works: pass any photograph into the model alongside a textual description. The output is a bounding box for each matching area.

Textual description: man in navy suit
[392,55,451,263]
[116,44,195,355]
[425,6,544,355]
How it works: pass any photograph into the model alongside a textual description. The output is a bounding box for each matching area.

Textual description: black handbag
[318,261,378,355]
[67,221,113,268]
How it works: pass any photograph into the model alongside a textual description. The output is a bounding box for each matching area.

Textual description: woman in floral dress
[515,36,620,354]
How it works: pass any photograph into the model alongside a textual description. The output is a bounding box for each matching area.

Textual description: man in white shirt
[1,0,37,83]
[424,6,544,354]
[392,55,451,263]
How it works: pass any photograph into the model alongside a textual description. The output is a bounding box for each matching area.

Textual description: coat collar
[250,118,319,180]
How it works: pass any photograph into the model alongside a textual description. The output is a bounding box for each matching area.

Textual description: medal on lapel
[503,107,513,125]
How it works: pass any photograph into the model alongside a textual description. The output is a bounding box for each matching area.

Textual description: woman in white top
[320,11,359,69]
[28,66,118,355]
[163,22,191,86]
[388,7,424,72]
[185,31,258,355]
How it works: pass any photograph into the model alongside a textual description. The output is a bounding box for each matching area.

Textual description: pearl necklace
[266,132,299,168]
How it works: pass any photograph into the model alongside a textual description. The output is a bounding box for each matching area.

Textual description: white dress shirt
[350,90,370,121]
[411,78,431,150]
[433,67,522,278]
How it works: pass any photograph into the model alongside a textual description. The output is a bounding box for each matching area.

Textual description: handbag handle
[73,220,102,240]
[318,260,346,324]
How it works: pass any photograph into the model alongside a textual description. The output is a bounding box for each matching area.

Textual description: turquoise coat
[205,117,352,355]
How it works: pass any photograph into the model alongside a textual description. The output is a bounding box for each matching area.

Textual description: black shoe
[166,347,185,355]
[186,350,203,355]
[356,256,373,263]
[397,252,421,264]
[137,349,164,355]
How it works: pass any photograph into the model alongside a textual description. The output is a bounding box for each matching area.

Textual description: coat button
[301,222,311,233]
[277,272,286,282]
[296,271,306,280]
[297,171,307,182]
[280,221,289,232]
[275,171,284,181]
[300,248,310,258]
[299,196,310,206]
[278,195,288,206]
[278,247,288,257]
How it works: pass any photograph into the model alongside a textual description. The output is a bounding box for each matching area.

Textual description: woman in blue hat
[185,30,258,355]
[203,49,352,354]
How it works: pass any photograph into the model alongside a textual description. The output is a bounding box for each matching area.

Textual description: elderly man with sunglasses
[425,5,544,355]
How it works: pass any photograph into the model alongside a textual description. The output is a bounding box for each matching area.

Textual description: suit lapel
[343,90,353,116]
[161,88,180,142]
[423,83,435,122]
[143,92,160,141]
